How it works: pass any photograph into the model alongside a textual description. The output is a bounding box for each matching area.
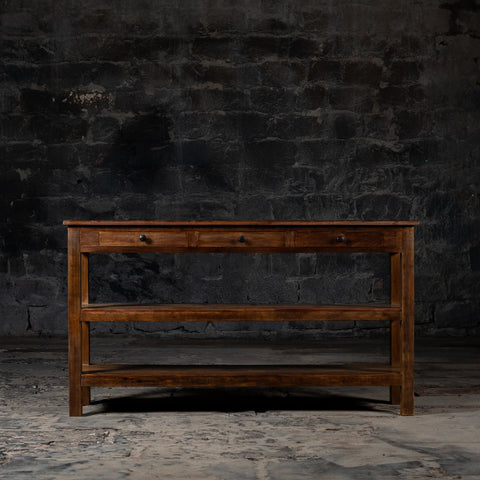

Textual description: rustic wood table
[64,220,417,416]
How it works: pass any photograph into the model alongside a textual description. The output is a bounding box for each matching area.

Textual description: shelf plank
[81,303,402,322]
[82,364,402,388]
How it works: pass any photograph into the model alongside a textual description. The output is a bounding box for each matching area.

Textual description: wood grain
[81,303,402,322]
[68,228,82,416]
[400,227,415,415]
[82,364,402,388]
[390,252,402,405]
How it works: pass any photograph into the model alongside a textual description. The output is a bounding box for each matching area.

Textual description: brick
[267,114,324,140]
[288,37,321,58]
[353,194,412,220]
[435,302,480,329]
[344,61,383,86]
[248,17,292,33]
[328,86,374,111]
[308,60,342,82]
[387,60,423,85]
[114,89,154,113]
[189,87,249,111]
[14,277,60,306]
[270,195,306,219]
[192,37,236,58]
[87,116,120,143]
[0,169,23,195]
[200,64,239,86]
[0,305,28,335]
[296,84,326,110]
[234,195,272,219]
[296,139,356,165]
[249,87,295,113]
[333,114,358,139]
[363,113,396,140]
[0,12,40,36]
[394,111,424,139]
[202,9,247,33]
[28,114,88,144]
[28,304,67,335]
[245,140,297,167]
[241,36,287,59]
[259,61,306,87]
[376,86,408,106]
[301,11,330,32]
[305,194,353,220]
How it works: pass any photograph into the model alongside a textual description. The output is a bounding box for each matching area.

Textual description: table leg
[81,322,91,406]
[390,253,402,405]
[81,253,90,406]
[68,228,82,416]
[400,228,415,416]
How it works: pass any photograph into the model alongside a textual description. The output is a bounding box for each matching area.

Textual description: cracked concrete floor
[0,336,479,479]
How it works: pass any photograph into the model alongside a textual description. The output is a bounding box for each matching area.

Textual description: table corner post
[68,227,83,416]
[400,226,415,416]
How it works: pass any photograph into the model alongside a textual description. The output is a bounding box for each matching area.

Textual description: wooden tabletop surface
[63,220,419,227]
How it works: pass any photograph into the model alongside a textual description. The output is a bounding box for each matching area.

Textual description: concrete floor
[0,336,479,479]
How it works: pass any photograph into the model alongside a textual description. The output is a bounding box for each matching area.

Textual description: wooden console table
[64,220,417,416]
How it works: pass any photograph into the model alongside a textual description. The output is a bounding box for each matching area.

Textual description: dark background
[1,0,479,337]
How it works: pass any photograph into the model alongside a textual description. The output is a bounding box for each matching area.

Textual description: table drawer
[295,228,401,251]
[197,231,287,248]
[98,231,188,247]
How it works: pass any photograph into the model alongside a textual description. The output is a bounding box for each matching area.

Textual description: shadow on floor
[90,388,391,414]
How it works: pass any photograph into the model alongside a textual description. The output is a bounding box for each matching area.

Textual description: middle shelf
[80,303,402,322]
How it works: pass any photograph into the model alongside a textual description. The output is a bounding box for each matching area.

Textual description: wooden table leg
[68,228,82,416]
[390,253,401,405]
[81,322,91,406]
[81,253,90,406]
[400,228,415,416]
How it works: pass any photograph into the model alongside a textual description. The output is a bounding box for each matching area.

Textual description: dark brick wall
[1,0,479,337]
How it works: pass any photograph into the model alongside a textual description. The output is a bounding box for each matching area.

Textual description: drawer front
[295,228,401,251]
[197,231,286,248]
[98,231,188,247]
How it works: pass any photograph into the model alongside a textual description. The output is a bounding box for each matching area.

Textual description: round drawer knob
[238,235,246,243]
[336,235,345,243]
[139,235,147,242]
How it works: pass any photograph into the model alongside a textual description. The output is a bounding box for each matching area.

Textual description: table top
[63,220,419,227]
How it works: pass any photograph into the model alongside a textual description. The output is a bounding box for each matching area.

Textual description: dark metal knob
[139,235,147,242]
[336,235,345,243]
[238,235,246,243]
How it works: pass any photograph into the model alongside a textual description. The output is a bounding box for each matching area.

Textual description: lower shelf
[81,364,401,388]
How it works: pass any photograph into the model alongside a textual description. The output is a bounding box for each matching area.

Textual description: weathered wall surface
[1,0,479,337]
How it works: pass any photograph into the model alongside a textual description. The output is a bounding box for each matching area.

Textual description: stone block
[250,87,297,114]
[308,59,342,82]
[14,277,60,307]
[344,61,383,86]
[328,86,373,112]
[333,114,358,139]
[259,61,306,87]
[296,84,326,111]
[28,304,67,335]
[387,60,423,86]
[435,302,480,329]
[0,305,28,335]
[189,87,249,112]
